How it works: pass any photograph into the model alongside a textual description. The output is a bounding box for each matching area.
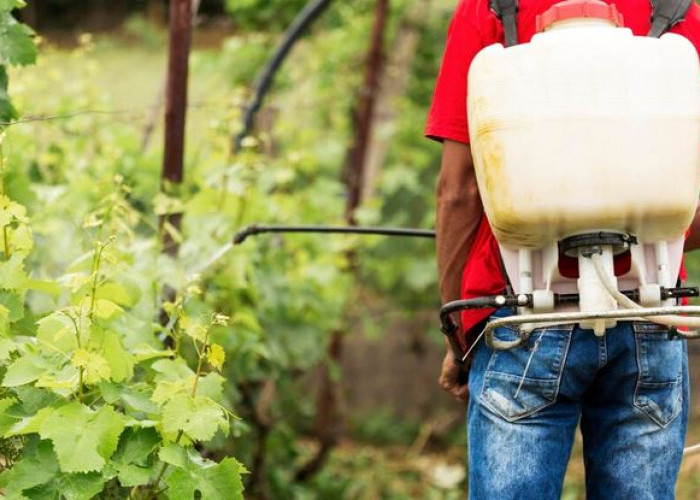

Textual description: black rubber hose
[439,297,511,337]
[233,224,436,245]
[234,0,334,153]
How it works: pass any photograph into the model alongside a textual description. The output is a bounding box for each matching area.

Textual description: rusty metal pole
[158,0,193,345]
[162,0,192,186]
[142,0,202,154]
[161,0,192,255]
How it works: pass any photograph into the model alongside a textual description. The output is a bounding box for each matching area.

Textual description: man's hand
[438,348,470,403]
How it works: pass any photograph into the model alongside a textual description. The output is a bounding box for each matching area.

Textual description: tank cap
[536,0,624,32]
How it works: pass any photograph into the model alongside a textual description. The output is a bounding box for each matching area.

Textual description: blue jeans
[467,309,689,499]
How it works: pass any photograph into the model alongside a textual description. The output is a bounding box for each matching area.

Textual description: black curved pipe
[439,295,528,365]
[233,224,436,245]
[234,0,334,153]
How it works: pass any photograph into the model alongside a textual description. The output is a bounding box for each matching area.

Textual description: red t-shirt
[427,0,700,342]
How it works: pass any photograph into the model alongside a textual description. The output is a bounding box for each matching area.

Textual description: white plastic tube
[591,253,700,331]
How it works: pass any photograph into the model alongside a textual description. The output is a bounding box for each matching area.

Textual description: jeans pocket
[480,323,573,422]
[633,323,684,428]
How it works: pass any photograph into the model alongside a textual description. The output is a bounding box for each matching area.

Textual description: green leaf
[161,393,227,442]
[101,382,159,414]
[71,348,111,385]
[2,353,47,387]
[39,403,125,473]
[113,427,160,465]
[154,192,185,216]
[151,379,188,406]
[0,66,17,124]
[166,468,199,499]
[94,282,134,307]
[0,252,27,289]
[113,462,155,488]
[53,472,106,500]
[35,363,79,393]
[131,344,174,362]
[152,358,195,381]
[101,330,134,382]
[0,290,23,321]
[0,20,36,66]
[37,312,78,353]
[25,278,61,297]
[107,427,159,487]
[196,372,226,402]
[0,396,19,435]
[150,357,197,407]
[160,443,246,499]
[14,471,105,500]
[179,316,208,342]
[206,343,225,371]
[0,336,16,360]
[0,1,27,12]
[0,437,58,495]
[5,405,53,436]
[13,386,61,414]
[0,94,15,126]
[93,299,123,320]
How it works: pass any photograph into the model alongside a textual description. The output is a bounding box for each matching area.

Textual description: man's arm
[436,140,483,402]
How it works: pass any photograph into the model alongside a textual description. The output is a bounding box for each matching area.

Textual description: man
[427,0,700,498]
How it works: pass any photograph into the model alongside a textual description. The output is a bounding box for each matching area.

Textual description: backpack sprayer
[440,0,700,371]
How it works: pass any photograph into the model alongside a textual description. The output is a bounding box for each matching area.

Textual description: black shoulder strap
[649,0,692,37]
[490,0,519,47]
[490,0,690,44]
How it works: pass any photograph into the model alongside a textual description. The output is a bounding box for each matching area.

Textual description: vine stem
[0,137,6,260]
[2,225,8,261]
[88,241,106,321]
[149,429,184,499]
[190,326,211,398]
[149,324,211,498]
[65,312,84,403]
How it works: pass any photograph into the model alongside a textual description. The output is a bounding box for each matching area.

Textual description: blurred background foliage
[1,0,700,498]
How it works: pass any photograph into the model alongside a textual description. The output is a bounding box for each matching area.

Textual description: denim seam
[480,390,557,423]
[484,371,557,384]
[598,335,608,370]
[479,328,573,423]
[633,332,683,429]
[555,328,573,403]
[632,322,668,334]
[634,385,683,429]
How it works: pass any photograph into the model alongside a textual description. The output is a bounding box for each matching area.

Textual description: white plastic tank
[467,0,700,250]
